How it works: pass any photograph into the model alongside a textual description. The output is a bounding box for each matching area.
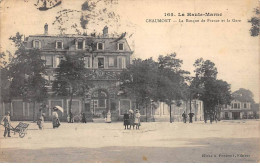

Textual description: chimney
[103,26,108,37]
[44,23,48,35]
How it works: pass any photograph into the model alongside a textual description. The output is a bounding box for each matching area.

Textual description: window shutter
[39,41,41,49]
[33,40,35,48]
[83,40,85,50]
[118,57,122,69]
[122,57,126,68]
[94,57,98,68]
[114,56,117,67]
[89,56,92,68]
[56,56,60,67]
[104,57,108,69]
[55,41,57,49]
[75,40,78,50]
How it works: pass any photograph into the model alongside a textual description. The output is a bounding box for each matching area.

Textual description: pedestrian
[215,114,218,123]
[1,112,12,138]
[129,109,135,129]
[182,112,187,123]
[188,112,194,123]
[69,112,74,123]
[52,108,60,128]
[37,113,45,130]
[81,112,87,123]
[210,113,213,124]
[123,110,130,129]
[134,109,141,130]
[106,110,112,123]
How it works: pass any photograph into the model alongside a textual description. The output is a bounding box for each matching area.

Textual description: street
[0,120,259,162]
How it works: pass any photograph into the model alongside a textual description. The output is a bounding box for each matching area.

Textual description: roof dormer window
[76,38,85,50]
[78,41,83,49]
[56,41,63,49]
[33,40,41,49]
[97,42,104,50]
[118,43,124,50]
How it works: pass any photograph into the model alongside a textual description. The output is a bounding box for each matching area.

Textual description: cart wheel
[19,132,25,138]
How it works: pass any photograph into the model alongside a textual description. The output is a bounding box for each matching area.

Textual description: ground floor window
[225,112,229,119]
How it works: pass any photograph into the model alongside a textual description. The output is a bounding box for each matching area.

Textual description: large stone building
[1,24,135,122]
[0,24,205,122]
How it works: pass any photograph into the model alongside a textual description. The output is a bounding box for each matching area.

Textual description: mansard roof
[24,34,132,53]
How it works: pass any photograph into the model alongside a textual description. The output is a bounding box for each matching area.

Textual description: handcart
[1,122,29,138]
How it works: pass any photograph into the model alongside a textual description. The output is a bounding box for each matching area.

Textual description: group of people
[182,112,194,123]
[123,109,141,130]
[36,107,61,130]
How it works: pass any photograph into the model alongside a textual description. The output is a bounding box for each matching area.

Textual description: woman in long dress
[129,110,135,129]
[134,109,141,130]
[52,108,60,128]
[106,110,111,123]
[37,113,45,130]
[123,110,130,129]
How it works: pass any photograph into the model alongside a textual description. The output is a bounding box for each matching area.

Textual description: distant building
[220,99,259,120]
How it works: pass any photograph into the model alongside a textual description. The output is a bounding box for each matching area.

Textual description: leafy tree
[193,58,231,122]
[52,52,91,122]
[120,53,189,123]
[248,7,260,37]
[157,53,189,123]
[8,32,48,121]
[0,52,12,103]
[232,88,255,103]
[119,58,159,122]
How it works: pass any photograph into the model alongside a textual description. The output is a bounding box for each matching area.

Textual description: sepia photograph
[0,0,259,163]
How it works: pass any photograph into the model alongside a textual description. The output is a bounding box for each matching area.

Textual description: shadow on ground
[0,137,259,163]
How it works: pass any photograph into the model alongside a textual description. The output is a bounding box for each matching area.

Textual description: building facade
[0,24,205,122]
[0,24,136,122]
[220,99,257,120]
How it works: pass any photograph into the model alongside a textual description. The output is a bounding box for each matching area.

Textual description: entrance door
[232,112,240,120]
[225,112,229,119]
[91,89,109,118]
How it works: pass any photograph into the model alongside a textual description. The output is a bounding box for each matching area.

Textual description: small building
[220,99,256,120]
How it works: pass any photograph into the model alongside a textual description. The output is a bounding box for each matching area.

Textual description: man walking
[1,112,12,137]
[182,112,187,123]
[188,112,194,123]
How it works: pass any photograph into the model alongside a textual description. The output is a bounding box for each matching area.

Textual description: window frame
[42,55,54,68]
[78,41,83,50]
[33,40,41,49]
[84,57,91,68]
[117,56,126,69]
[118,43,124,50]
[108,57,115,67]
[98,57,104,68]
[56,41,63,49]
[97,42,104,50]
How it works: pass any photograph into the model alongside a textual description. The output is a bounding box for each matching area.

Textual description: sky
[0,0,259,102]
